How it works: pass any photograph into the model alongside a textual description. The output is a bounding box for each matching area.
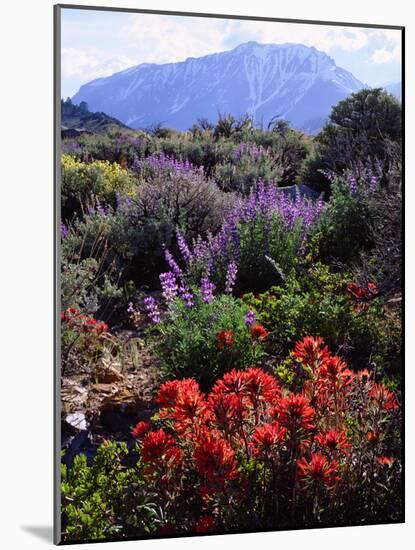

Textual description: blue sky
[61,8,402,98]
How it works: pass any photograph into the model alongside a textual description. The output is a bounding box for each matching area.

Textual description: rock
[276,184,322,201]
[65,411,88,431]
[95,362,124,384]
[99,388,137,412]
[90,382,118,394]
[61,379,88,409]
[61,126,93,139]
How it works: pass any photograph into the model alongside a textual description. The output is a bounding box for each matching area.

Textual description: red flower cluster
[250,422,287,457]
[155,378,210,436]
[141,429,183,475]
[294,335,329,367]
[369,383,399,411]
[347,281,379,300]
[194,430,238,484]
[366,430,380,444]
[274,393,315,433]
[61,307,108,334]
[315,429,351,456]
[377,456,395,467]
[294,336,353,410]
[297,452,340,487]
[131,420,151,439]
[132,336,400,527]
[216,330,235,349]
[250,324,268,341]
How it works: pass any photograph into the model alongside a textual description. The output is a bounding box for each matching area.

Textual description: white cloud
[230,21,370,52]
[115,15,373,68]
[371,44,401,64]
[117,14,230,66]
[62,47,135,81]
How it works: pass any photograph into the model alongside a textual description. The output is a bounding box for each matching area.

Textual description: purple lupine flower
[134,153,202,177]
[370,174,379,192]
[143,296,161,324]
[348,174,357,196]
[159,271,178,303]
[225,261,238,294]
[179,286,195,308]
[244,310,256,327]
[164,181,324,291]
[60,222,69,239]
[165,249,182,278]
[200,277,216,304]
[176,231,192,264]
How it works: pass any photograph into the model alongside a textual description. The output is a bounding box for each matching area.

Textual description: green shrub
[242,263,401,377]
[213,148,283,194]
[61,442,161,542]
[62,164,231,290]
[153,294,266,390]
[313,176,374,264]
[114,172,231,286]
[302,88,402,192]
[62,131,150,166]
[61,212,124,313]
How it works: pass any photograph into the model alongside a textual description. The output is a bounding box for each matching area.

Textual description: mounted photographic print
[54,4,404,544]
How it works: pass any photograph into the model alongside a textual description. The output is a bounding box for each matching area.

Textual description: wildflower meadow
[59,88,402,542]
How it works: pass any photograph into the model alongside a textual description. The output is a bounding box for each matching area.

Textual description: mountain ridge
[72,41,365,133]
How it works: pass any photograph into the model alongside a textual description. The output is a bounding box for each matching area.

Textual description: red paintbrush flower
[293,336,329,367]
[216,329,235,349]
[356,369,372,382]
[99,322,108,332]
[243,367,282,407]
[369,383,399,411]
[131,420,151,439]
[377,456,395,467]
[141,429,174,462]
[141,429,182,469]
[194,430,238,484]
[155,379,200,407]
[250,324,268,341]
[347,282,368,299]
[173,388,210,435]
[319,356,352,391]
[208,391,244,431]
[250,422,287,457]
[315,428,351,455]
[297,452,340,487]
[213,368,247,395]
[274,393,315,432]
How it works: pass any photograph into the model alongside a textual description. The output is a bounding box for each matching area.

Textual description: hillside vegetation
[61,98,129,134]
[60,88,402,542]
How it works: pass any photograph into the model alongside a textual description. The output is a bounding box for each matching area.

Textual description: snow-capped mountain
[72,42,365,133]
